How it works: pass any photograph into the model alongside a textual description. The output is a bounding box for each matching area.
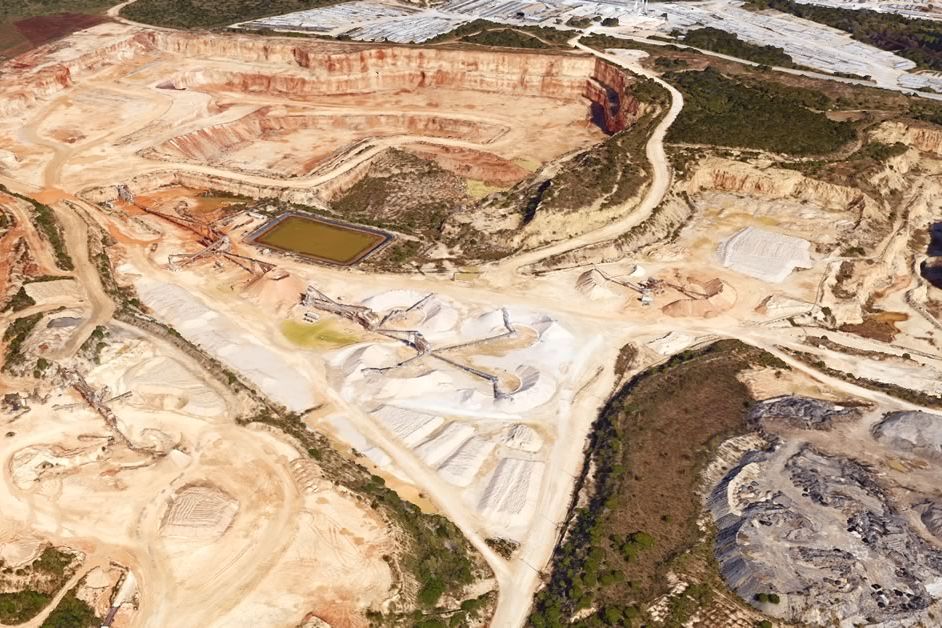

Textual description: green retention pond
[251,213,390,265]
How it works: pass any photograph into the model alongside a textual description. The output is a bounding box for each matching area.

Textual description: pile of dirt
[872,410,942,463]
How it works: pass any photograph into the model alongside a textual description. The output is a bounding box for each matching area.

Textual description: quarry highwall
[148,107,510,174]
[147,31,593,98]
[145,31,641,134]
[584,58,642,134]
[0,31,149,117]
[79,170,325,206]
[1,26,641,136]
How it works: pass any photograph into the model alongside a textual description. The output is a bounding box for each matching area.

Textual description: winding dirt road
[487,38,684,279]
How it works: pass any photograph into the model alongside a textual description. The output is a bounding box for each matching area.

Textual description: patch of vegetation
[906,100,942,127]
[332,150,461,242]
[0,0,111,20]
[849,140,907,162]
[0,185,73,271]
[530,340,785,627]
[679,27,798,68]
[749,0,942,71]
[4,287,35,312]
[0,547,78,625]
[0,590,49,625]
[485,537,519,559]
[40,586,98,628]
[77,324,108,363]
[121,0,338,29]
[429,19,571,47]
[2,312,43,372]
[88,234,143,313]
[664,67,856,155]
[25,275,71,283]
[654,56,688,70]
[460,28,550,49]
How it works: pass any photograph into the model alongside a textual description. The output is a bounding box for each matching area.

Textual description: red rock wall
[584,58,642,134]
[147,32,596,99]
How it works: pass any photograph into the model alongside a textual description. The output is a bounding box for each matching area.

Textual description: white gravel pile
[414,422,475,467]
[372,405,444,447]
[136,279,316,411]
[477,457,544,532]
[437,436,495,487]
[717,226,813,283]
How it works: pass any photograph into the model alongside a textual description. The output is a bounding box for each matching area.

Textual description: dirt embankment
[79,170,323,206]
[688,157,865,208]
[0,27,150,117]
[873,120,942,155]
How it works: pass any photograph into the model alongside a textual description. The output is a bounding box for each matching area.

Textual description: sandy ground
[0,330,393,627]
[2,19,941,628]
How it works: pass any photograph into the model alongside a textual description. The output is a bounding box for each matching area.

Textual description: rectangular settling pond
[250,213,390,265]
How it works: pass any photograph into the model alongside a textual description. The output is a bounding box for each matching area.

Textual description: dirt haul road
[486,37,684,280]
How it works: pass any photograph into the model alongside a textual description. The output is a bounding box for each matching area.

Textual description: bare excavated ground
[5,17,942,628]
[0,24,611,197]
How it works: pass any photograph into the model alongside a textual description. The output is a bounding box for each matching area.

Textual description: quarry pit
[0,24,642,198]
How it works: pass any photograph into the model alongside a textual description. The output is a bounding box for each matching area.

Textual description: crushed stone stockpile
[872,410,942,463]
[717,226,813,283]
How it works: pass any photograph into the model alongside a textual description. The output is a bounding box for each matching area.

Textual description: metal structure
[116,185,275,282]
[300,283,520,399]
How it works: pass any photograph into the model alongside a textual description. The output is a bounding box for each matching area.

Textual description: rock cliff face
[874,121,942,155]
[688,158,864,210]
[583,58,642,134]
[148,107,509,177]
[0,28,150,117]
[152,32,595,99]
[150,32,641,130]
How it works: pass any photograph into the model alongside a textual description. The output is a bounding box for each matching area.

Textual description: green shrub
[418,576,446,606]
[665,67,855,155]
[681,27,797,68]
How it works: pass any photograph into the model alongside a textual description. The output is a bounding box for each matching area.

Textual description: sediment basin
[249,212,390,265]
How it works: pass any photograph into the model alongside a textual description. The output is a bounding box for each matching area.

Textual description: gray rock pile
[710,445,942,625]
[747,395,863,430]
[872,411,942,462]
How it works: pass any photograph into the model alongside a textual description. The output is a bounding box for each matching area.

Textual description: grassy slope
[120,0,338,28]
[530,341,784,628]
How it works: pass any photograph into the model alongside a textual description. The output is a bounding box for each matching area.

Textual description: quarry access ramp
[487,37,684,279]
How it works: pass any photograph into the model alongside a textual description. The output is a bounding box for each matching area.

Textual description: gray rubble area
[710,444,942,625]
[872,411,942,463]
[918,502,942,542]
[747,395,863,430]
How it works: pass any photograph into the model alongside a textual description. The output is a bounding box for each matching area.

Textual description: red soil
[14,13,108,47]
